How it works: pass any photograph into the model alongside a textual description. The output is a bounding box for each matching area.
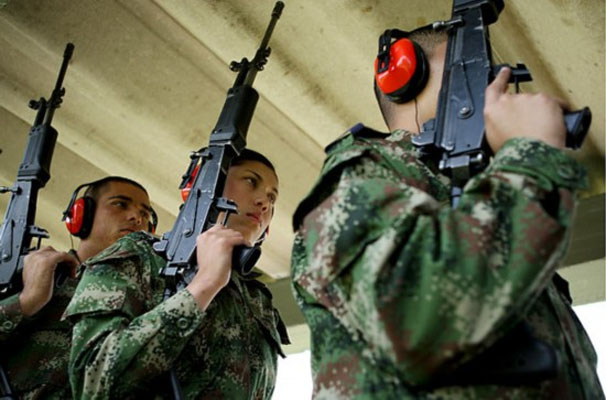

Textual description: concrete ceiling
[1,1,604,351]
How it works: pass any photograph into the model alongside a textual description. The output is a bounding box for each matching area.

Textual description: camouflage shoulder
[64,231,160,320]
[84,230,158,266]
[324,123,389,155]
[293,124,388,230]
[322,123,391,174]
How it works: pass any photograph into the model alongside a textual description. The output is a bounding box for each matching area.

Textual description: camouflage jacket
[291,124,604,399]
[64,231,289,400]
[0,266,80,399]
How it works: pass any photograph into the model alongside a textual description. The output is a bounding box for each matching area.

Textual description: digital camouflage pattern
[0,269,80,399]
[291,124,604,399]
[64,231,289,399]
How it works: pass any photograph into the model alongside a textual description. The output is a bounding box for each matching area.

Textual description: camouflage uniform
[64,231,289,399]
[291,124,604,399]
[0,262,80,399]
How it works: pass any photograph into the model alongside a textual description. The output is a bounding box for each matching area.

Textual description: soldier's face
[221,160,278,244]
[87,181,153,250]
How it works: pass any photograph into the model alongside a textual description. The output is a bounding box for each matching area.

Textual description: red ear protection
[64,191,96,239]
[180,164,200,202]
[64,200,85,235]
[63,177,158,238]
[374,28,430,104]
[66,199,86,235]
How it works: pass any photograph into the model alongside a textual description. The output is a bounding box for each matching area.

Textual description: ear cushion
[65,197,96,239]
[375,39,430,103]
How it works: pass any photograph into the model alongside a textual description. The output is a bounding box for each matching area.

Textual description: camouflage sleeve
[64,238,205,399]
[0,293,23,342]
[292,137,587,386]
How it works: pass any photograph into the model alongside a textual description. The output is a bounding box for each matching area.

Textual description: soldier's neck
[76,241,103,263]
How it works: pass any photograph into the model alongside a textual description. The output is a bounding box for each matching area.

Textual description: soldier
[290,25,604,399]
[65,149,289,399]
[0,176,156,399]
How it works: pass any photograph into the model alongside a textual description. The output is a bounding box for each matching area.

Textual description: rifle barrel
[258,1,284,52]
[43,43,75,126]
[243,1,284,86]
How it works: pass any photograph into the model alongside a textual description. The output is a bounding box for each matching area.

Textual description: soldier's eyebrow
[245,169,279,196]
[108,195,153,212]
[108,195,133,203]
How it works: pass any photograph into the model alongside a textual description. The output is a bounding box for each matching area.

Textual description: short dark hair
[232,149,278,182]
[83,176,149,202]
[374,26,448,127]
[407,27,448,58]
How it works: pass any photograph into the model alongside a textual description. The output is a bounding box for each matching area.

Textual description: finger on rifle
[38,245,57,254]
[486,67,511,104]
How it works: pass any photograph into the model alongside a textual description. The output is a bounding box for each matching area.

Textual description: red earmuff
[375,38,418,95]
[65,198,85,235]
[374,29,430,104]
[180,164,200,202]
[64,196,96,238]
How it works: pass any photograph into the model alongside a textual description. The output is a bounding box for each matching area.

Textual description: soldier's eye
[245,176,258,187]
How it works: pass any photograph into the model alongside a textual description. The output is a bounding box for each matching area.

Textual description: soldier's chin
[117,230,135,239]
[227,222,258,243]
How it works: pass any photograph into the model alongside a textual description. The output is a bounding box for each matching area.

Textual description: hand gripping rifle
[152,4,283,397]
[0,43,74,399]
[411,0,591,207]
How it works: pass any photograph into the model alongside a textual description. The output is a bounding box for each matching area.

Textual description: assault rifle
[0,43,74,399]
[0,43,74,297]
[152,3,284,398]
[411,0,591,207]
[154,1,283,294]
